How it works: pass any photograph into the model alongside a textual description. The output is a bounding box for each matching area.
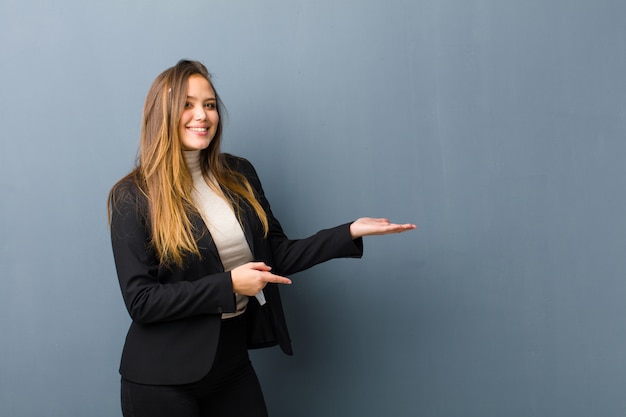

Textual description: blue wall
[1,1,625,416]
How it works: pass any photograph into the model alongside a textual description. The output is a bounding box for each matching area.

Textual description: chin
[184,141,211,151]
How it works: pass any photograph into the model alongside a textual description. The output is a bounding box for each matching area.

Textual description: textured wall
[1,1,625,416]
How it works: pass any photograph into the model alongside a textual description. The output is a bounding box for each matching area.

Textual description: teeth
[188,127,208,132]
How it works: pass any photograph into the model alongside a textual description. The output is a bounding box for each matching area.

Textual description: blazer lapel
[238,201,256,256]
[190,212,224,271]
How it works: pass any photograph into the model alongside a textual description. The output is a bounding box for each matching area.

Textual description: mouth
[187,126,209,133]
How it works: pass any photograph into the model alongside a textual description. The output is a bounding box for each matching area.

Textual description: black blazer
[110,154,363,385]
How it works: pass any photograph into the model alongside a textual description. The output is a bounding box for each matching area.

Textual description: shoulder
[221,153,258,178]
[109,172,147,216]
[110,173,141,201]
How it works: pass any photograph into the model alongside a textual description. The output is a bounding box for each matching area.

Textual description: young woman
[108,59,415,417]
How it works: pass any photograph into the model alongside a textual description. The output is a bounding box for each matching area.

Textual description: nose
[193,105,206,121]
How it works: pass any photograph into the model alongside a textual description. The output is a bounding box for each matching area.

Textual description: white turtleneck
[183,150,256,319]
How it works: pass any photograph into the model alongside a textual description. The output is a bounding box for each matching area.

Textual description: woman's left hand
[349,217,417,239]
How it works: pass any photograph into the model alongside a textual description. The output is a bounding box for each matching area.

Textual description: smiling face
[178,74,220,151]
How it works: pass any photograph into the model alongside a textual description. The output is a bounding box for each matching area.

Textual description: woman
[108,59,415,417]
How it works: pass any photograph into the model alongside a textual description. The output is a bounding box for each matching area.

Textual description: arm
[263,218,415,274]
[109,183,236,325]
[267,221,363,275]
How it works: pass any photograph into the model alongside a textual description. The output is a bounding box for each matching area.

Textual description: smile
[187,127,208,133]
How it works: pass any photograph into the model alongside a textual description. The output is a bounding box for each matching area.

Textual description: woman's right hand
[231,262,292,296]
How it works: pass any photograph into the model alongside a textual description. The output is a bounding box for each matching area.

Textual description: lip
[186,126,209,135]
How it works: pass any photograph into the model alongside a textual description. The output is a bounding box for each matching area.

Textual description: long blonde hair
[109,60,268,266]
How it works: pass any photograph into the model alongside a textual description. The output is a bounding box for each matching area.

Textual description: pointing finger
[263,274,292,285]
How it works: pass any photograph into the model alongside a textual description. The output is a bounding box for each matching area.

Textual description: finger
[263,274,292,285]
[249,262,271,271]
[375,224,415,235]
[392,223,416,229]
[390,224,417,232]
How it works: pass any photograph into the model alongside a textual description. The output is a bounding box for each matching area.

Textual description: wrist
[349,221,360,239]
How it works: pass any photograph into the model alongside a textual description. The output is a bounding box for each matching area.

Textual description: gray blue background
[1,1,625,416]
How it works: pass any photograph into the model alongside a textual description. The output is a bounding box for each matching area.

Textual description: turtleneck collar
[183,150,202,178]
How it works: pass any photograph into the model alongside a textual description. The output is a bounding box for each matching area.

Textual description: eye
[184,102,193,109]
[205,102,216,110]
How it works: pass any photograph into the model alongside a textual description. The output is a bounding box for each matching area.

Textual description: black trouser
[121,314,268,417]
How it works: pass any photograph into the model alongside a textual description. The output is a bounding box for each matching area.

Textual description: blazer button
[217,307,223,314]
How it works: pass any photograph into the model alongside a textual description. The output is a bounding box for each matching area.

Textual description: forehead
[186,74,215,97]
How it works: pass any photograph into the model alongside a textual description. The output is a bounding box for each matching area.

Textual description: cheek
[179,111,191,129]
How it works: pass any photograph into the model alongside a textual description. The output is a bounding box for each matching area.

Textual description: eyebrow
[186,95,216,101]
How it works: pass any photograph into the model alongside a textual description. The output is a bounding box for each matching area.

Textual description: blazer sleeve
[234,156,364,275]
[109,181,236,325]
